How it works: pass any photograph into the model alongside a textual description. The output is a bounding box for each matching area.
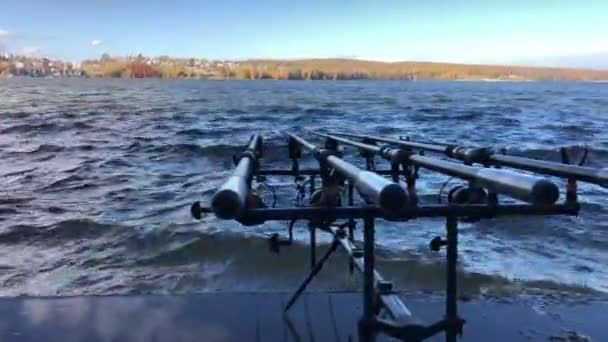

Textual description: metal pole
[284,240,340,312]
[310,226,316,269]
[348,180,355,274]
[211,135,263,219]
[320,133,559,205]
[330,132,608,188]
[445,215,458,342]
[359,214,376,342]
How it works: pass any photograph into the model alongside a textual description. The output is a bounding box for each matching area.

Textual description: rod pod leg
[358,215,377,342]
[284,239,340,312]
[445,216,464,342]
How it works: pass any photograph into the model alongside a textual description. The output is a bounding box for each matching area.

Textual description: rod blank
[211,135,262,219]
[286,132,407,214]
[331,132,608,188]
[321,133,559,205]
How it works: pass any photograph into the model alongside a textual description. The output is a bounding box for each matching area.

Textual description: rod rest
[378,146,412,164]
[312,146,342,160]
[445,145,493,165]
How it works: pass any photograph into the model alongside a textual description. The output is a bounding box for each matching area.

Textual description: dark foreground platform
[0,292,605,341]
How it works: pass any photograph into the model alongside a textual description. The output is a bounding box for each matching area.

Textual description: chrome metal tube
[211,135,262,219]
[331,132,608,188]
[286,132,407,214]
[324,133,559,205]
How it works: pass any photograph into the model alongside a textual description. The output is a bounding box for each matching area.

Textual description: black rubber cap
[211,190,244,219]
[378,183,408,214]
[530,180,559,205]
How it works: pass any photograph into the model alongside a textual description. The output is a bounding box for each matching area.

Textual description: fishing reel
[447,185,488,205]
[309,183,342,226]
[446,184,489,224]
[235,192,266,226]
[430,185,489,252]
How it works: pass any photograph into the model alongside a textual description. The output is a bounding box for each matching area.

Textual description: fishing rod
[286,132,407,215]
[314,132,559,205]
[210,134,263,219]
[330,132,608,188]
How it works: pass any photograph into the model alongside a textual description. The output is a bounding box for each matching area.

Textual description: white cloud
[91,39,103,47]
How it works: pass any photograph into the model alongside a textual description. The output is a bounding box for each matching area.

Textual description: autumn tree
[101,60,126,77]
[158,64,187,78]
[273,65,289,80]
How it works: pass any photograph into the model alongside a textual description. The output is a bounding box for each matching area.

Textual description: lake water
[0,78,607,296]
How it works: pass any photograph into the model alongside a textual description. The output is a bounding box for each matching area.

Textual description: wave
[0,207,18,215]
[471,105,523,115]
[175,128,207,137]
[28,144,64,154]
[232,114,279,123]
[493,117,521,126]
[304,107,346,116]
[71,121,96,130]
[6,143,99,155]
[515,96,539,103]
[500,145,608,164]
[0,219,602,295]
[147,143,236,157]
[538,123,601,136]
[129,230,600,295]
[0,219,121,245]
[261,105,302,114]
[42,174,98,192]
[0,167,38,178]
[77,92,112,97]
[1,123,60,134]
[2,111,30,119]
[183,97,209,104]
[417,107,449,115]
[452,111,485,120]
[1,121,95,134]
[375,125,405,135]
[99,157,133,168]
[430,95,452,104]
[132,141,288,160]
[225,108,247,115]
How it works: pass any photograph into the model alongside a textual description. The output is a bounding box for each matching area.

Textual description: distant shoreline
[4,75,608,82]
[4,56,608,81]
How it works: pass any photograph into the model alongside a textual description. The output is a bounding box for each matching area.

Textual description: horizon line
[4,52,607,72]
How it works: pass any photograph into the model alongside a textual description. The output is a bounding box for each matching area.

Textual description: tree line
[79,57,608,81]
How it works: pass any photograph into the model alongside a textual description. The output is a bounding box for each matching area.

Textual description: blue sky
[1,0,607,68]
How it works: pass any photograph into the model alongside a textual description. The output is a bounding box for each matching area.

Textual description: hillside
[75,55,608,81]
[233,59,608,81]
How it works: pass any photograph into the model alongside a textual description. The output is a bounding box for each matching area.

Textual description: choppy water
[0,78,607,297]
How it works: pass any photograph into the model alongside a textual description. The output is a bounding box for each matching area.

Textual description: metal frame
[190,132,595,342]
